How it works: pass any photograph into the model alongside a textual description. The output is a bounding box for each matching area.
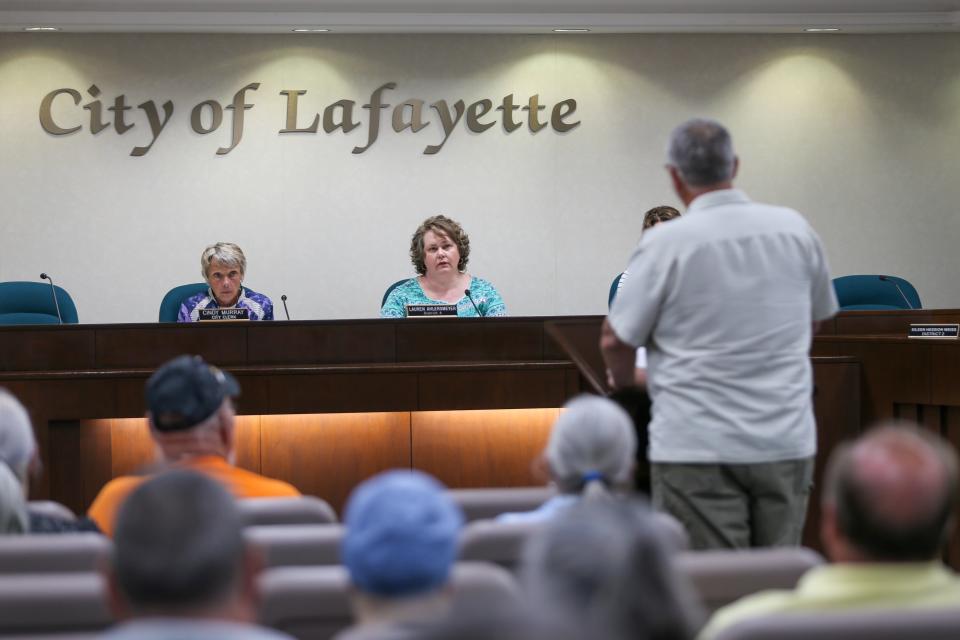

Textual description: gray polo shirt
[609,189,837,464]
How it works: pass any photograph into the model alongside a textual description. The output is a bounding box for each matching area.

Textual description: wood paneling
[109,418,155,477]
[95,325,248,369]
[418,369,568,410]
[816,338,930,424]
[266,372,418,413]
[930,343,960,406]
[396,320,545,362]
[247,322,395,365]
[260,412,412,515]
[411,408,556,489]
[48,419,113,517]
[0,327,95,372]
[833,309,960,337]
[234,415,262,473]
[802,358,861,551]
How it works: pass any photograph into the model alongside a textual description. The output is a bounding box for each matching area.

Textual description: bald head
[824,424,958,562]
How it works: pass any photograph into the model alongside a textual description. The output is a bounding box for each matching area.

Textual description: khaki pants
[651,458,814,550]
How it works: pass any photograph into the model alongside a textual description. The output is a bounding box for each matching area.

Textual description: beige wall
[1,33,958,323]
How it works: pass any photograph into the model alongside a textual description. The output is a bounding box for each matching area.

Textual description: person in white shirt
[601,117,838,550]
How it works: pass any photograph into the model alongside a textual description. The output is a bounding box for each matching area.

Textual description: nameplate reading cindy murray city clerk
[405,304,458,318]
[198,308,250,321]
[908,324,959,339]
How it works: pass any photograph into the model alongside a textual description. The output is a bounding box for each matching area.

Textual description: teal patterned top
[380,276,507,318]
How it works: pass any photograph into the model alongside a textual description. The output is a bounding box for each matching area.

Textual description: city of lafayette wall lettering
[38,82,580,157]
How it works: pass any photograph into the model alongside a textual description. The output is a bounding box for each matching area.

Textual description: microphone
[39,273,64,324]
[878,275,914,310]
[280,294,291,320]
[464,289,483,317]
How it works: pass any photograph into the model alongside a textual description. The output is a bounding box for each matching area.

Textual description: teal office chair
[832,275,921,311]
[381,279,409,309]
[0,281,79,325]
[608,273,624,309]
[158,283,209,322]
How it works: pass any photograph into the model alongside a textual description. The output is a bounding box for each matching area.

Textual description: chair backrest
[713,607,960,640]
[380,279,409,309]
[238,496,338,527]
[448,487,556,523]
[832,274,921,310]
[458,520,545,571]
[245,524,344,568]
[158,283,208,322]
[0,572,113,634]
[652,510,690,552]
[608,273,623,309]
[0,281,79,325]
[0,533,111,574]
[259,562,518,640]
[676,546,824,614]
[28,499,78,523]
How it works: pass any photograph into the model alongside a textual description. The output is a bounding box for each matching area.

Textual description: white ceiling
[1,0,958,33]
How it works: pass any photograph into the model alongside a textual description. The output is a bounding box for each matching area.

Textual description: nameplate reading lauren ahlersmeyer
[198,308,250,321]
[908,324,959,339]
[405,304,458,318]
[38,82,580,157]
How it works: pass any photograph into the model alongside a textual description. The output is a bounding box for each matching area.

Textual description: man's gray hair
[0,388,37,483]
[112,470,245,613]
[667,118,736,187]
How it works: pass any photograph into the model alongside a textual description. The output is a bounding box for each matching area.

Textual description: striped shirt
[177,287,274,322]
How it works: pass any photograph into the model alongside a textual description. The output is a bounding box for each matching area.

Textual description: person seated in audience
[699,423,960,639]
[104,470,293,640]
[178,242,274,321]
[88,355,299,536]
[521,500,702,640]
[335,470,464,640]
[380,215,507,318]
[497,394,637,524]
[0,388,99,532]
[0,462,27,534]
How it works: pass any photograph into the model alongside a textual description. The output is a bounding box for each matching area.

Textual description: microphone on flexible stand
[280,294,291,320]
[878,275,914,310]
[39,273,63,324]
[464,289,483,317]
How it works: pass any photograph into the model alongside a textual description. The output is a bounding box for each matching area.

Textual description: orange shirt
[87,455,301,537]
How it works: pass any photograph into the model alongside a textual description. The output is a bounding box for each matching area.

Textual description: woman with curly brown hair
[380,215,506,318]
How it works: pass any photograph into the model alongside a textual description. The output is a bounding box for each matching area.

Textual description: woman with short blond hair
[178,242,274,322]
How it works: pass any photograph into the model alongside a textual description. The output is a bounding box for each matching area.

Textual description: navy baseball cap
[145,355,240,432]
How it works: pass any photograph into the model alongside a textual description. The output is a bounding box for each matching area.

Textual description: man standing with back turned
[602,118,838,550]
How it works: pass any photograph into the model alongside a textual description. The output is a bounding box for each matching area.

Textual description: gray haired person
[497,394,637,524]
[0,388,96,533]
[521,500,702,640]
[104,470,293,640]
[602,118,838,550]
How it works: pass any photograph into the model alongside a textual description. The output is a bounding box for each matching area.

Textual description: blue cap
[341,470,463,597]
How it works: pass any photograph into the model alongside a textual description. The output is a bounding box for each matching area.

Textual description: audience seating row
[0,508,686,577]
[0,544,825,637]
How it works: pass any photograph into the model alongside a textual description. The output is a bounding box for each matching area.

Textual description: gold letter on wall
[39,88,82,135]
